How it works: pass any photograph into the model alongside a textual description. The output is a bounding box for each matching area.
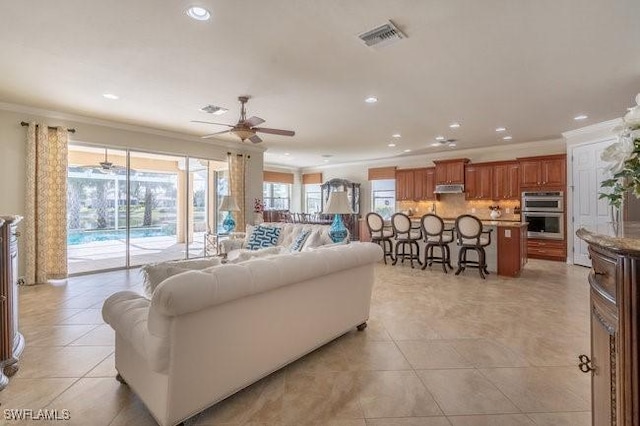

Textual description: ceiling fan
[76,149,125,174]
[192,96,295,144]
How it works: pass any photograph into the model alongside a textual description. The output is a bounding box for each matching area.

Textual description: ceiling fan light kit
[196,96,295,144]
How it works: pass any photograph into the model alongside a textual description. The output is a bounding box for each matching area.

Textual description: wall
[0,104,265,275]
[299,138,566,216]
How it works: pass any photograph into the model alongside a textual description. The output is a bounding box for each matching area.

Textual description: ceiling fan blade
[253,127,295,137]
[245,116,265,127]
[248,134,263,144]
[202,130,231,139]
[190,120,233,127]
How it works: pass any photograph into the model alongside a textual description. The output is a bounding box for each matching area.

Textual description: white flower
[601,136,636,174]
[624,93,640,127]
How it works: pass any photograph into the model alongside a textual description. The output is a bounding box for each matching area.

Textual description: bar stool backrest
[421,214,444,238]
[455,214,482,244]
[391,213,412,237]
[366,212,385,238]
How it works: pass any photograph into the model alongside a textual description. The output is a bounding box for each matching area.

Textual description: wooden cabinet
[395,168,435,201]
[434,158,469,185]
[518,154,566,190]
[465,164,493,200]
[497,225,527,277]
[575,227,640,426]
[0,216,23,390]
[526,238,566,261]
[493,161,520,199]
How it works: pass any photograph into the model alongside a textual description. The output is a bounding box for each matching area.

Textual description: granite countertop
[576,222,640,256]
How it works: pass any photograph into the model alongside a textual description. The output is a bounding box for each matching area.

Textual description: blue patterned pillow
[246,225,281,250]
[289,229,311,252]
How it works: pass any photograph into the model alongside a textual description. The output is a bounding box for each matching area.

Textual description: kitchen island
[360,217,528,277]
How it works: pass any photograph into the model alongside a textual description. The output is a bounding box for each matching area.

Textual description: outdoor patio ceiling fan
[191,96,295,144]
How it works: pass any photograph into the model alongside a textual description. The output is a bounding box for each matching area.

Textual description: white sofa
[102,242,382,426]
[220,222,342,261]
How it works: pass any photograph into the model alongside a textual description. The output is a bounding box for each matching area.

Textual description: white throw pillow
[141,257,222,297]
[228,246,284,264]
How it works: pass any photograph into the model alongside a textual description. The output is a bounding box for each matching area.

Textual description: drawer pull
[13,231,21,237]
[578,354,594,373]
[593,269,606,276]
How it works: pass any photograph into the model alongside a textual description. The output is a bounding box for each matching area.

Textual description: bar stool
[365,212,394,264]
[454,214,492,279]
[391,213,422,268]
[420,214,454,273]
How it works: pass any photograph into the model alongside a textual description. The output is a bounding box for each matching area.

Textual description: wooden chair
[391,213,422,268]
[365,212,394,264]
[454,215,492,279]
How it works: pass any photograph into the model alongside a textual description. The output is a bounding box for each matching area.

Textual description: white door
[572,139,615,267]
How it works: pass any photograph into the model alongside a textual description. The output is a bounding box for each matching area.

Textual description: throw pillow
[141,257,222,297]
[246,225,281,250]
[289,229,312,252]
[228,246,284,263]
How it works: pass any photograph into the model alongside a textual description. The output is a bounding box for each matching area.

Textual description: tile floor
[1,259,592,425]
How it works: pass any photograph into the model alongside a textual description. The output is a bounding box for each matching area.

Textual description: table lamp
[323,191,353,243]
[219,195,240,233]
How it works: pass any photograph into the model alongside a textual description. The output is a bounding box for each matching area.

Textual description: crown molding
[0,101,267,154]
[562,118,622,143]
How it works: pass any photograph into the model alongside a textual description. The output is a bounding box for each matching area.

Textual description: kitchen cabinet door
[434,159,469,185]
[507,162,520,199]
[465,166,479,199]
[520,160,541,187]
[424,168,436,200]
[477,166,492,199]
[413,168,426,201]
[395,169,414,201]
[541,157,566,187]
[493,162,520,199]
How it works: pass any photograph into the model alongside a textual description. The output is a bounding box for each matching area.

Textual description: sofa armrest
[220,238,245,254]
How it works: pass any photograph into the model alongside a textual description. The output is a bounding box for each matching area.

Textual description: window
[371,179,395,219]
[305,184,321,213]
[263,182,291,210]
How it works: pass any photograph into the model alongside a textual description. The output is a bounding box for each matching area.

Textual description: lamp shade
[323,191,353,214]
[219,195,240,212]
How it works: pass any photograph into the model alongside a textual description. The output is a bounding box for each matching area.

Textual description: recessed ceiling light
[388,143,396,147]
[200,105,227,115]
[503,136,513,141]
[186,6,211,21]
[430,143,441,147]
[323,159,330,163]
[449,122,461,129]
[284,152,290,156]
[102,93,119,100]
[403,149,411,153]
[574,114,588,121]
[448,143,456,148]
[495,127,506,132]
[364,96,378,104]
[435,136,445,141]
[392,133,401,138]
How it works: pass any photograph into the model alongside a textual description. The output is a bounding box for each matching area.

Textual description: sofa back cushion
[141,257,222,297]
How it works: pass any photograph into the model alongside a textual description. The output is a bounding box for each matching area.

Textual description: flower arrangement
[489,205,501,211]
[600,93,640,208]
[253,198,264,213]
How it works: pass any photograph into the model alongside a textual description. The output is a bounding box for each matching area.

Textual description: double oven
[521,191,564,240]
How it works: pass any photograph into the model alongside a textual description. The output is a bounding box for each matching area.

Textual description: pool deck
[67,232,207,274]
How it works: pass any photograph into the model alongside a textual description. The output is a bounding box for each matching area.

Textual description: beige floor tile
[339,340,412,371]
[57,309,106,325]
[396,340,473,369]
[19,308,85,327]
[356,370,442,418]
[448,414,535,425]
[526,411,591,425]
[46,377,135,426]
[366,418,451,426]
[68,324,114,346]
[85,353,116,377]
[0,377,76,409]
[445,339,530,368]
[20,324,97,347]
[479,367,590,413]
[417,369,518,416]
[15,345,113,378]
[108,397,159,426]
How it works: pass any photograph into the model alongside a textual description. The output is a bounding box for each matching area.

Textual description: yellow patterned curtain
[228,153,246,231]
[24,123,68,284]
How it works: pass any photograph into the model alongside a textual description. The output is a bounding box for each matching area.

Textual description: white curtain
[24,123,69,284]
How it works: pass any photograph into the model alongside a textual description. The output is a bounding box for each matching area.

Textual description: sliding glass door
[67,144,228,274]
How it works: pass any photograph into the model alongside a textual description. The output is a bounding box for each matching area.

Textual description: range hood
[434,184,465,194]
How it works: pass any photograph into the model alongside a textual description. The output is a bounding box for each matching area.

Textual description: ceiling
[1,1,638,168]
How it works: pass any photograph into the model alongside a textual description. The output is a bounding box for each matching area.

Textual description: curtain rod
[20,121,76,133]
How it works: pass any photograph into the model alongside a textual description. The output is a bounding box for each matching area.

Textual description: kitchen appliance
[522,191,563,212]
[522,191,564,240]
[434,184,464,194]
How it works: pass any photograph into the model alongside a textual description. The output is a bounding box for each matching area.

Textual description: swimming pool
[67,228,173,245]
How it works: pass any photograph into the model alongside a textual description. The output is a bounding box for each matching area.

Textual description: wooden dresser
[0,215,24,390]
[577,222,640,426]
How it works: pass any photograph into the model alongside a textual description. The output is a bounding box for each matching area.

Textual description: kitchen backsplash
[397,193,521,221]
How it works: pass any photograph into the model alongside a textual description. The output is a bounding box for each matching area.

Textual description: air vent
[199,105,228,115]
[358,20,406,49]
